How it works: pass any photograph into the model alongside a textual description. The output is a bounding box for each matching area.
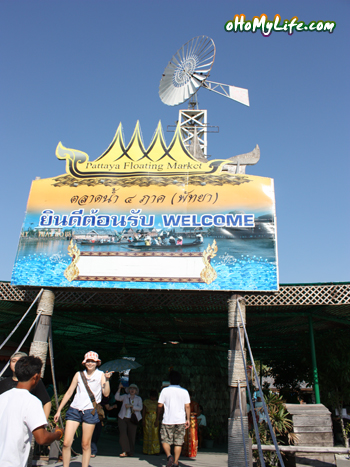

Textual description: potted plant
[249,392,297,466]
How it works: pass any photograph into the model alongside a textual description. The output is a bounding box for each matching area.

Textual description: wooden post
[228,295,251,467]
[29,289,55,377]
[26,290,55,467]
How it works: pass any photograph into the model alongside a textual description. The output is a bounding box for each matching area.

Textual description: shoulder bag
[129,397,139,425]
[80,371,105,421]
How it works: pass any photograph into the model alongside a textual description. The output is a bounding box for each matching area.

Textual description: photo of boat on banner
[11,122,278,292]
[70,214,274,255]
[72,225,205,249]
[12,210,277,290]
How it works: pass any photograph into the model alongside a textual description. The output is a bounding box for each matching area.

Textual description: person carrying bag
[53,351,113,467]
[115,383,143,457]
[80,371,105,421]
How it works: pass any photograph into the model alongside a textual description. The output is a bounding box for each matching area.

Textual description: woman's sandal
[120,452,128,457]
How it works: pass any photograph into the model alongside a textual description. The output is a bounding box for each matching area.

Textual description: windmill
[159,36,250,158]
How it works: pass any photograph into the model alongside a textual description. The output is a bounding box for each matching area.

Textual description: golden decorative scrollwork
[200,240,218,285]
[53,173,251,188]
[64,240,80,282]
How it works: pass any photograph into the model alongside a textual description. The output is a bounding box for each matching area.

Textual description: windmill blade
[159,36,250,107]
[228,85,250,106]
[159,36,216,106]
[203,80,250,106]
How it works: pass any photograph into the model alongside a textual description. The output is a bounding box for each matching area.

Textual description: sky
[0,0,349,285]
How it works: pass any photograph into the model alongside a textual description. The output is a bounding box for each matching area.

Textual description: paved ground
[51,450,228,467]
[43,431,228,467]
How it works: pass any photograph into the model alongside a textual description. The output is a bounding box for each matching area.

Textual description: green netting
[1,298,349,360]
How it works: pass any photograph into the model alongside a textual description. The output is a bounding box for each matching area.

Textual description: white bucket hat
[82,351,101,365]
[125,383,139,395]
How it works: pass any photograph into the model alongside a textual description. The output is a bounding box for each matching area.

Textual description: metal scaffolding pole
[308,315,321,404]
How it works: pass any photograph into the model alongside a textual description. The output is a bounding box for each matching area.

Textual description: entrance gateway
[4,34,346,466]
[1,282,350,466]
[9,34,276,466]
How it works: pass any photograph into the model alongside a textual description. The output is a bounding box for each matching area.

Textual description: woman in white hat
[115,382,143,457]
[54,351,113,467]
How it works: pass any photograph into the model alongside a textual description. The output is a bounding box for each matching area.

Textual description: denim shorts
[66,406,99,424]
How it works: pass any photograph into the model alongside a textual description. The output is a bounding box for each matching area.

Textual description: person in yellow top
[142,390,160,454]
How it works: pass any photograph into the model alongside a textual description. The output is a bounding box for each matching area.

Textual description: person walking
[0,356,63,467]
[155,371,190,467]
[115,382,143,457]
[53,351,113,467]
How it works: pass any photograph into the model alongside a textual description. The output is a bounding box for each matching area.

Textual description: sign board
[11,122,279,291]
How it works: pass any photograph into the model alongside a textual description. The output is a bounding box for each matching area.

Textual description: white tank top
[70,369,103,411]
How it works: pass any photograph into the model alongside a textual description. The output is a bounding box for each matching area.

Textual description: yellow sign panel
[11,122,278,291]
[56,121,228,178]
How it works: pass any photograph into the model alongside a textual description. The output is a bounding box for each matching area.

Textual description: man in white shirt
[156,371,190,467]
[0,356,63,467]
